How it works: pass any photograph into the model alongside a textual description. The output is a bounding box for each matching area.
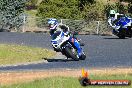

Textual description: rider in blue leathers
[48,18,83,57]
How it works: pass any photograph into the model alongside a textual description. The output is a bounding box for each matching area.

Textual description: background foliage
[0,0,132,31]
[37,0,132,20]
[37,0,83,20]
[26,0,38,10]
[0,0,27,31]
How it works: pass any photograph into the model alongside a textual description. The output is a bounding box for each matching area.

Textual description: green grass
[2,74,132,88]
[0,44,56,65]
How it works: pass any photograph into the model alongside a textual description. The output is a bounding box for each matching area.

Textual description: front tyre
[79,52,86,60]
[117,29,125,39]
[65,47,79,61]
[118,35,125,39]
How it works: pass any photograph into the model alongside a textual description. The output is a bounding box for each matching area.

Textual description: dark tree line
[0,0,27,31]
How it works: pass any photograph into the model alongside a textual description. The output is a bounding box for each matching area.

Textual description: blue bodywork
[51,31,83,57]
[114,16,132,32]
[69,37,82,57]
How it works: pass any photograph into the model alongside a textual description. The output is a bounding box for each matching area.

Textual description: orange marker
[82,68,88,78]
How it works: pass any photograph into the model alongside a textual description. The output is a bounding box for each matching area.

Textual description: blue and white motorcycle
[112,16,132,39]
[51,31,86,61]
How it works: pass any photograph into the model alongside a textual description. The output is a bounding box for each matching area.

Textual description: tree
[26,0,38,10]
[37,0,83,20]
[79,0,95,11]
[0,0,27,31]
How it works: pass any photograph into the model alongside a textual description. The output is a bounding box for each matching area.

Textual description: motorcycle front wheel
[117,33,125,39]
[64,46,79,61]
[117,29,126,39]
[79,52,86,60]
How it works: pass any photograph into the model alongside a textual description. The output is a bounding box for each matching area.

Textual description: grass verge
[0,44,56,65]
[1,74,132,88]
[0,68,132,88]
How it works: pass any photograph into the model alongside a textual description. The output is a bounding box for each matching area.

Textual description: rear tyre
[65,47,79,61]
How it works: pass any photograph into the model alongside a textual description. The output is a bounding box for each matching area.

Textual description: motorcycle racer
[108,10,132,38]
[108,10,124,33]
[48,18,84,57]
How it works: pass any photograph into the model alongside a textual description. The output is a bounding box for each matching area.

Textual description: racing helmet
[48,18,58,30]
[109,10,116,17]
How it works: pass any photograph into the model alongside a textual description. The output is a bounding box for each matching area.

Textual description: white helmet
[48,18,58,30]
[110,10,116,14]
[109,10,116,17]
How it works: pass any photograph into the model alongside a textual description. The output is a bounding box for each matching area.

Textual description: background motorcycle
[112,16,132,39]
[51,31,86,61]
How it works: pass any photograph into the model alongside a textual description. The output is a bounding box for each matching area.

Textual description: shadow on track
[43,58,75,62]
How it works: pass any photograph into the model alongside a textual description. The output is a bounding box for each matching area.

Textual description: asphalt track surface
[0,32,132,71]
